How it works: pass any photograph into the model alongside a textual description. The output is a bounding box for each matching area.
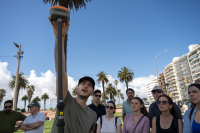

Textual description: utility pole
[13,43,24,111]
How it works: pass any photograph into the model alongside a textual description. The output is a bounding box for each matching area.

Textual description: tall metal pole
[13,45,21,111]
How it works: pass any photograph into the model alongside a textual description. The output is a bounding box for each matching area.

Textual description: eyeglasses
[157,100,168,105]
[94,95,101,97]
[5,106,12,109]
[152,90,163,94]
[105,105,114,110]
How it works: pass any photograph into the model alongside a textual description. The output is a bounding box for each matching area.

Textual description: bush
[17,108,21,112]
[21,108,25,112]
[54,108,57,111]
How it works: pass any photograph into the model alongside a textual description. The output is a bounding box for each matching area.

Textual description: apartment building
[158,73,167,93]
[146,79,158,104]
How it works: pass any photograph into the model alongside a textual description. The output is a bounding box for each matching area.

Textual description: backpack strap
[189,108,195,121]
[100,116,102,128]
[115,117,118,128]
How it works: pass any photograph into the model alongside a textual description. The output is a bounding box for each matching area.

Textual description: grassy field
[15,113,123,133]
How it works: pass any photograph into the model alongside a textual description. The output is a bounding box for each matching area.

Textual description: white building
[146,79,158,104]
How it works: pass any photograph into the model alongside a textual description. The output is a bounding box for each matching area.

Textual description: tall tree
[0,89,6,110]
[97,71,109,105]
[114,80,118,89]
[105,83,117,101]
[117,67,134,90]
[8,72,29,108]
[41,93,49,110]
[31,96,41,103]
[21,95,28,110]
[101,93,109,103]
[43,0,92,72]
[72,86,77,96]
[27,85,35,105]
[116,89,121,104]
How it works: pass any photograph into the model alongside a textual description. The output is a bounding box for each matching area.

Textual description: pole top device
[49,6,70,22]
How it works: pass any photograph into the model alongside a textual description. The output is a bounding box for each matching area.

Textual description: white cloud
[0,61,156,110]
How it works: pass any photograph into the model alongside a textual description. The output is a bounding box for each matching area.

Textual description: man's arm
[122,113,126,122]
[49,17,69,100]
[20,123,33,131]
[26,121,44,129]
[122,103,126,121]
[15,121,23,131]
[148,104,155,128]
[89,130,94,133]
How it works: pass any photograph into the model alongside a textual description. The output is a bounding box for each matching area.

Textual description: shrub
[21,108,25,112]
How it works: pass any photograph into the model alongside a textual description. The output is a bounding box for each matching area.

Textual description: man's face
[127,90,134,99]
[152,89,164,101]
[29,106,38,113]
[77,80,93,99]
[4,103,12,113]
[93,92,101,103]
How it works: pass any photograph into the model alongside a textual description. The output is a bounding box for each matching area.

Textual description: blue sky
[0,0,200,108]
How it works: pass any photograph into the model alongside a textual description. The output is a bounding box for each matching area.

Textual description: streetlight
[154,50,168,84]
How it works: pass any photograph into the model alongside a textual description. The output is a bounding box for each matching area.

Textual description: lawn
[15,113,123,133]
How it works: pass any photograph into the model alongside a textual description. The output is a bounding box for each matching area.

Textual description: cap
[28,102,40,108]
[78,76,95,90]
[151,86,163,92]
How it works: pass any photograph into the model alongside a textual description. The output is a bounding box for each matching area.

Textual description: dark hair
[126,88,135,94]
[188,83,200,90]
[93,90,101,95]
[131,97,148,116]
[157,94,180,119]
[4,100,13,106]
[107,101,116,114]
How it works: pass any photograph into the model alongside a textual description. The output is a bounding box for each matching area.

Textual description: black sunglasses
[105,105,114,110]
[152,90,163,94]
[5,106,12,109]
[157,100,168,105]
[94,95,101,97]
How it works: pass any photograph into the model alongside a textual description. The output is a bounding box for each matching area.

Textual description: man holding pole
[49,17,97,133]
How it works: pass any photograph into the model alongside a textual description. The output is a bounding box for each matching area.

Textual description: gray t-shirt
[51,92,97,133]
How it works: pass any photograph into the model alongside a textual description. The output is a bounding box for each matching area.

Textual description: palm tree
[8,72,29,108]
[21,95,28,110]
[41,93,49,110]
[116,89,121,104]
[101,93,109,104]
[121,94,125,102]
[97,71,109,105]
[27,85,35,106]
[31,96,41,103]
[114,80,118,89]
[72,86,77,96]
[0,89,6,110]
[117,67,134,90]
[105,83,117,101]
[43,0,92,72]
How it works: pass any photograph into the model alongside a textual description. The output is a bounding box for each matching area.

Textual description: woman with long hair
[122,97,150,133]
[151,94,183,133]
[183,83,200,133]
[96,101,122,133]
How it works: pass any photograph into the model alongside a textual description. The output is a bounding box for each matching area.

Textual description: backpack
[189,108,195,121]
[100,116,118,129]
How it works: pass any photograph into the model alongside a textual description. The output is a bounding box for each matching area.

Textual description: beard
[4,109,12,113]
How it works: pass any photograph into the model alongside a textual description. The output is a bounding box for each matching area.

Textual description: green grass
[14,119,54,133]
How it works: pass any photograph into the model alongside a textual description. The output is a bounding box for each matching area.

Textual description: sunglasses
[152,90,163,94]
[5,106,12,109]
[105,105,114,110]
[94,95,101,97]
[157,100,169,105]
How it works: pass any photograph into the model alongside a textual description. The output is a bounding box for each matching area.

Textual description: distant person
[122,88,135,121]
[88,90,106,133]
[182,102,189,113]
[122,97,150,133]
[148,86,182,127]
[96,101,122,133]
[0,100,26,133]
[49,17,97,133]
[183,84,200,133]
[20,102,45,133]
[151,95,183,133]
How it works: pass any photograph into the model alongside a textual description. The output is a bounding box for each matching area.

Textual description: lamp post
[154,50,168,84]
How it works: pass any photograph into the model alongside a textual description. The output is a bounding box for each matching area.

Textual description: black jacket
[148,102,182,128]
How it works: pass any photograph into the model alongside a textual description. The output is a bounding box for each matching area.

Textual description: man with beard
[49,15,96,133]
[122,88,135,121]
[89,90,106,133]
[0,100,26,133]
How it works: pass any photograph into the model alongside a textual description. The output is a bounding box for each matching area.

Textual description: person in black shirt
[88,90,106,133]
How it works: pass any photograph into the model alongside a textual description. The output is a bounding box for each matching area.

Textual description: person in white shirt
[20,102,45,133]
[96,101,122,133]
[182,102,189,113]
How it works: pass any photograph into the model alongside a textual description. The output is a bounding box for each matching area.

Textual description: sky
[0,0,200,110]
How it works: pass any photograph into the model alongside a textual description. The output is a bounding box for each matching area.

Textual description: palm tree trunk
[102,81,106,105]
[25,100,26,111]
[125,81,128,90]
[111,94,113,101]
[44,99,46,110]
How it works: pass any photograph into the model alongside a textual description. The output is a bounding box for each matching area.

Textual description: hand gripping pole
[49,6,70,133]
